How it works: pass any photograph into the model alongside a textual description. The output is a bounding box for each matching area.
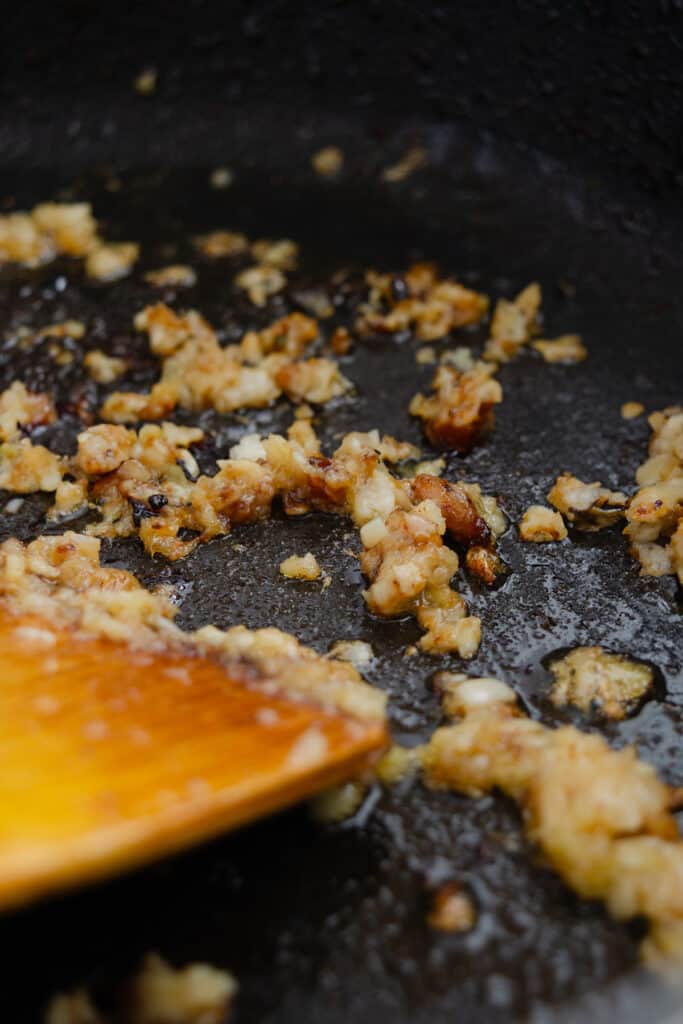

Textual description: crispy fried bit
[275,357,349,405]
[464,545,505,584]
[532,334,587,364]
[311,780,365,823]
[0,203,99,267]
[329,640,374,667]
[83,350,127,384]
[427,883,477,933]
[441,346,475,371]
[193,231,248,259]
[381,146,427,183]
[85,242,139,282]
[0,533,387,724]
[484,282,541,363]
[235,265,286,306]
[45,989,102,1024]
[0,438,63,492]
[626,406,683,582]
[621,401,645,420]
[548,646,654,720]
[101,306,330,422]
[145,265,197,288]
[548,473,628,531]
[311,146,344,177]
[250,239,298,271]
[409,361,503,452]
[411,475,491,547]
[129,954,236,1024]
[279,552,322,580]
[330,326,352,355]
[423,680,683,964]
[518,505,568,543]
[357,263,489,342]
[433,672,517,719]
[376,744,423,785]
[0,381,55,441]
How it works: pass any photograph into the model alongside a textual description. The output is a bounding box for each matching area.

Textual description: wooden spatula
[0,615,387,911]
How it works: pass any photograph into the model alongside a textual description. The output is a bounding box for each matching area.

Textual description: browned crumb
[128,953,236,1024]
[548,473,628,531]
[464,545,505,584]
[357,262,489,342]
[83,350,127,384]
[532,334,587,364]
[625,407,683,582]
[376,744,423,784]
[144,265,197,288]
[381,146,427,183]
[518,505,568,542]
[411,475,492,547]
[134,68,157,95]
[427,883,477,933]
[621,401,645,420]
[235,264,286,306]
[193,231,248,259]
[423,675,683,965]
[548,646,654,720]
[279,552,322,580]
[85,242,139,282]
[409,361,503,452]
[330,326,352,355]
[311,146,344,177]
[250,238,298,271]
[415,346,436,365]
[484,282,541,363]
[0,381,55,442]
[0,203,99,267]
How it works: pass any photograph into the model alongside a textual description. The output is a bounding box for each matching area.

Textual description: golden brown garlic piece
[484,282,541,363]
[410,361,503,452]
[548,473,628,531]
[518,505,567,543]
[548,646,654,720]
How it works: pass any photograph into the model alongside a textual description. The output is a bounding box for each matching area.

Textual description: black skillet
[0,3,682,1021]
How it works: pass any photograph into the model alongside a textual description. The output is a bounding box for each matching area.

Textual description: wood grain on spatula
[0,616,387,910]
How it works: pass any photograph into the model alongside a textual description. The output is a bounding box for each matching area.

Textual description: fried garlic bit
[100,304,347,422]
[532,334,587,364]
[144,264,197,288]
[83,350,127,384]
[423,673,683,967]
[548,646,654,720]
[0,380,55,442]
[626,406,683,583]
[356,262,489,343]
[0,201,139,280]
[518,504,567,543]
[0,533,386,724]
[483,282,541,363]
[409,360,503,452]
[311,145,344,177]
[279,552,322,580]
[427,882,477,933]
[548,472,628,531]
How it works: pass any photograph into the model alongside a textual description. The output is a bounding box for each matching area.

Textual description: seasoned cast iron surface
[0,144,681,1022]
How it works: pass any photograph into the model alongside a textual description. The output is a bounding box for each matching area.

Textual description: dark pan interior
[1,3,683,1021]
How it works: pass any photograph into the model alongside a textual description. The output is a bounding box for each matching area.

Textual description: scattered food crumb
[129,953,237,1024]
[235,264,286,306]
[381,146,427,183]
[84,350,127,384]
[427,882,477,933]
[532,334,587,364]
[548,646,655,720]
[85,242,139,282]
[416,346,436,365]
[193,231,248,259]
[440,346,475,371]
[549,473,628,531]
[376,744,422,784]
[329,639,374,667]
[311,780,365,823]
[622,401,645,420]
[145,265,197,288]
[311,146,344,177]
[134,68,157,95]
[330,326,352,355]
[210,167,234,190]
[279,552,322,580]
[518,505,568,543]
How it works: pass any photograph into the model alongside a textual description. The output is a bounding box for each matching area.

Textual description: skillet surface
[0,125,681,1022]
